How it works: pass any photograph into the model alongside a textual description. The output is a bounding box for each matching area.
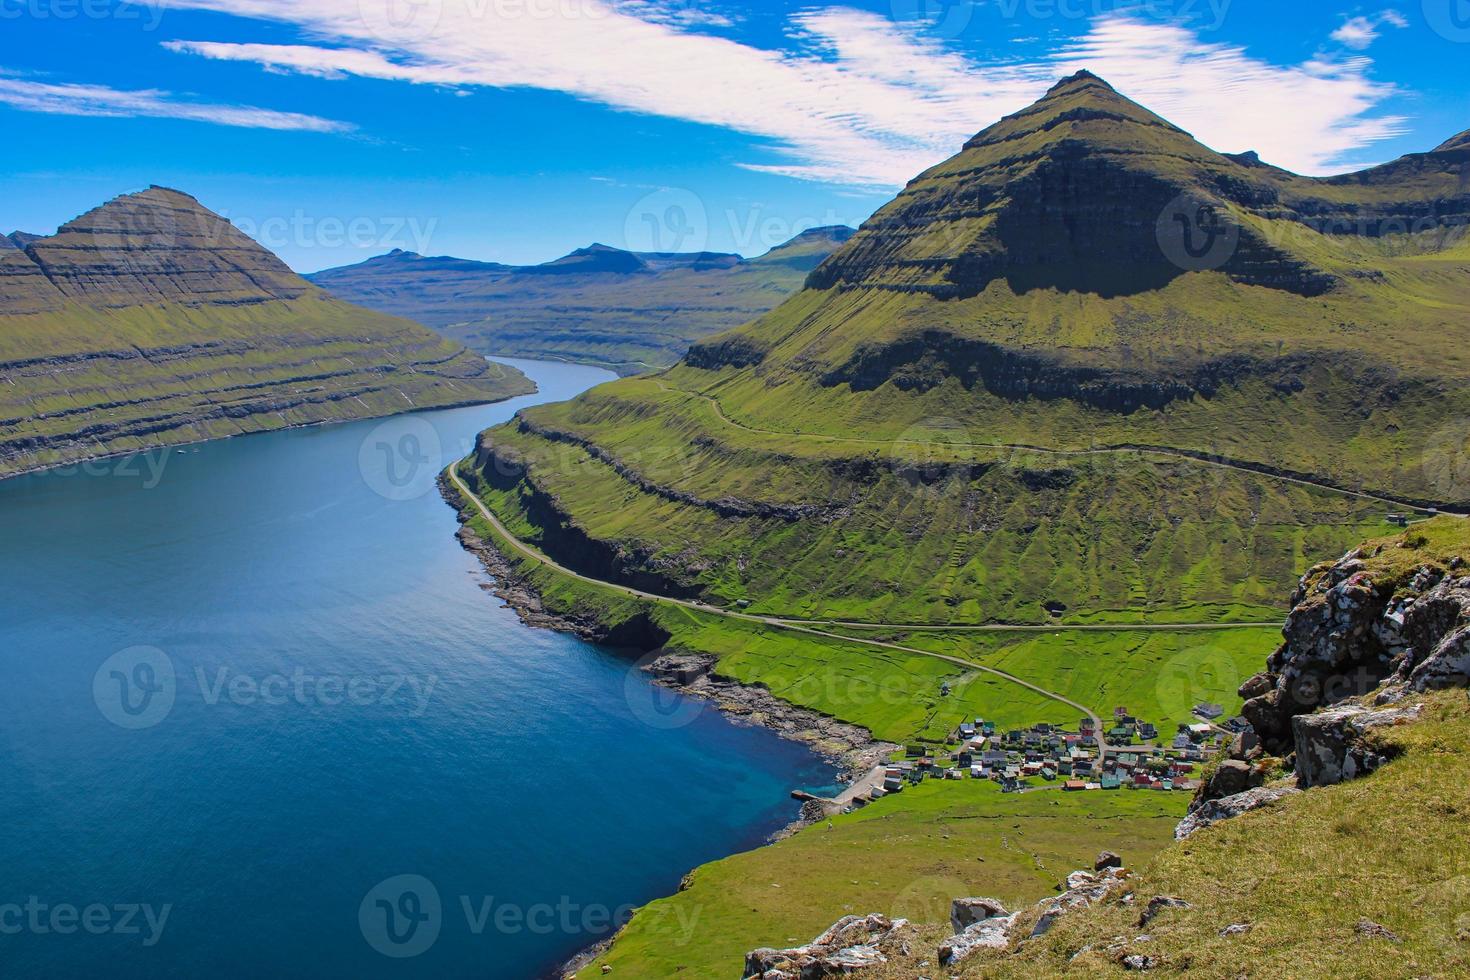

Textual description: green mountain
[461,71,1470,631]
[0,186,532,479]
[446,73,1469,978]
[308,225,854,375]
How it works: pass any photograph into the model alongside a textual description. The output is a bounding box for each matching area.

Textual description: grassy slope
[477,404,1389,625]
[979,691,1470,979]
[579,781,1186,979]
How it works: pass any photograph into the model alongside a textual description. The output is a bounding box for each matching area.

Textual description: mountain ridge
[309,225,856,374]
[0,186,531,478]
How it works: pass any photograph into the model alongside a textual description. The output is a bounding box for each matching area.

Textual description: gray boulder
[742,914,910,979]
[1292,704,1419,788]
[1174,785,1300,839]
[938,913,1017,966]
[950,896,1008,933]
[1029,867,1127,938]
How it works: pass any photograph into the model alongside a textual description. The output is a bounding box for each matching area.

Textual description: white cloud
[155,2,1406,183]
[1331,10,1408,50]
[0,73,352,132]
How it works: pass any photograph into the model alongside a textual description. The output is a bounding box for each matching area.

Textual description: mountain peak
[21,185,310,308]
[1044,69,1114,97]
[1436,129,1470,152]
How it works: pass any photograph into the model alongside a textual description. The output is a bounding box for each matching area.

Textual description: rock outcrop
[1291,704,1419,788]
[1175,785,1300,840]
[1240,546,1470,756]
[742,913,910,979]
[1029,867,1129,938]
[939,897,1023,966]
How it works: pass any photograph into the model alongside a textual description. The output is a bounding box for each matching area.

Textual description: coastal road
[449,465,1125,754]
[656,378,1464,518]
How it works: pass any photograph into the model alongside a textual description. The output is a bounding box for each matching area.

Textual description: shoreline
[0,391,536,485]
[438,474,898,977]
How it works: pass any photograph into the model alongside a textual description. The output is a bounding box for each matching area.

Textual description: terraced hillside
[461,72,1470,636]
[309,226,854,375]
[0,186,532,479]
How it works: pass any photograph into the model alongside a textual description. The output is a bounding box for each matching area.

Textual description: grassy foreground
[577,780,1186,978]
[976,690,1470,979]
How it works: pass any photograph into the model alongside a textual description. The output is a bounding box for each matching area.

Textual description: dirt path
[448,465,1124,752]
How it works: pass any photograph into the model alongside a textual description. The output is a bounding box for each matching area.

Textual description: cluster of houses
[866,706,1234,799]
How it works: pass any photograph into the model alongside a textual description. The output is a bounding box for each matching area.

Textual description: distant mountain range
[0,186,531,479]
[309,226,854,375]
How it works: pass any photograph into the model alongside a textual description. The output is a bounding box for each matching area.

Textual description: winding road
[446,464,1218,759]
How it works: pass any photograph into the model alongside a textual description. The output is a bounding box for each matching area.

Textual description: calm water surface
[0,358,836,978]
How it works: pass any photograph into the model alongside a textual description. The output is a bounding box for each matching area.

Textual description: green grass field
[577,779,1187,979]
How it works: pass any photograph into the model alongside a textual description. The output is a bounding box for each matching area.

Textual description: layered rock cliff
[0,187,531,478]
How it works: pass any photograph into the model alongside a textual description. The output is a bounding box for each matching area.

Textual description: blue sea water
[0,358,837,978]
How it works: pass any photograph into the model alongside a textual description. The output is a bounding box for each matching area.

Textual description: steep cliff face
[0,187,531,478]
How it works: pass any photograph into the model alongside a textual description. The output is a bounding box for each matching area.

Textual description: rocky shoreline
[440,475,894,784]
[439,473,898,977]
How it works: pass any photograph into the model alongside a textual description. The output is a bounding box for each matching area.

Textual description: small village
[857,702,1247,802]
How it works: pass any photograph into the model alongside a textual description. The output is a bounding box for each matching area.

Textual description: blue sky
[1,0,1466,271]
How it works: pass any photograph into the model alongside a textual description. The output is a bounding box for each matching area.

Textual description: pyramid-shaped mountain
[808,71,1467,301]
[458,74,1470,638]
[0,187,530,478]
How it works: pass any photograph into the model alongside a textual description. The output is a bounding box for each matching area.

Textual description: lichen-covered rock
[1292,704,1419,788]
[1174,785,1300,839]
[1094,851,1124,871]
[1029,867,1128,938]
[1242,547,1470,754]
[950,897,1009,933]
[938,913,1017,966]
[742,914,910,979]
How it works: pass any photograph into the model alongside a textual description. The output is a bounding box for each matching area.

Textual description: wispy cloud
[1331,10,1409,50]
[0,73,352,132]
[156,2,1405,183]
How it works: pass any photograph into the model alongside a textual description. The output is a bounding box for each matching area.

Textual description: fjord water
[0,358,836,978]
